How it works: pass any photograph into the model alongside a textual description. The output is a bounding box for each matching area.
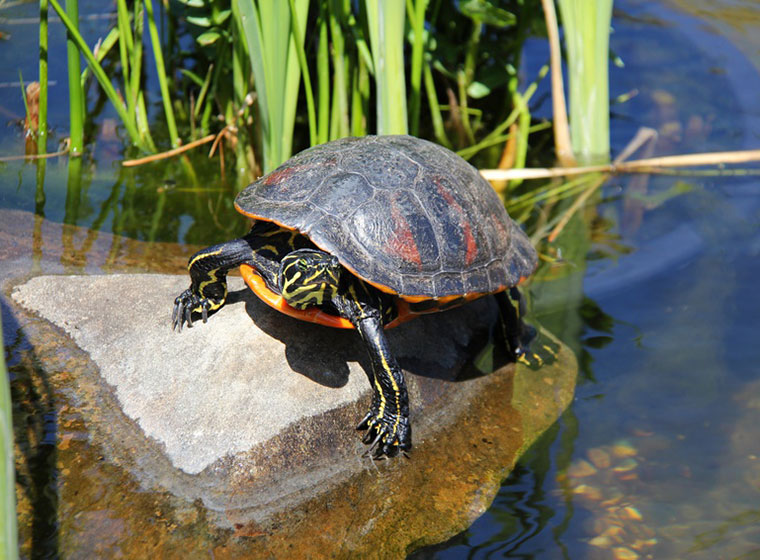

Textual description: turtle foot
[172,288,215,331]
[357,410,411,459]
[517,329,560,370]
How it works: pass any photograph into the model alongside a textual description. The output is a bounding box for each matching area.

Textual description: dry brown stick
[208,125,234,158]
[0,144,70,162]
[121,134,216,167]
[480,148,760,181]
[541,0,575,167]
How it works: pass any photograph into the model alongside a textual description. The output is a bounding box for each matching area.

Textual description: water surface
[416,1,760,558]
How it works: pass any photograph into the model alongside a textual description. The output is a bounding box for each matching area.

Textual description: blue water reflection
[415,1,760,558]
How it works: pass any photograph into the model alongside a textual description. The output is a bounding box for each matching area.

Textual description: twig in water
[0,140,69,162]
[121,134,216,167]
[480,148,760,182]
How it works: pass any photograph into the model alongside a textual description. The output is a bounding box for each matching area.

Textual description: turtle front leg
[352,310,412,458]
[173,236,258,330]
[277,249,411,457]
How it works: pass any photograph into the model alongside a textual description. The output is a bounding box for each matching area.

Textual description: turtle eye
[297,259,309,272]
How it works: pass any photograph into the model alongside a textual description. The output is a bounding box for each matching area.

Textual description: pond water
[1,0,760,558]
[416,1,760,558]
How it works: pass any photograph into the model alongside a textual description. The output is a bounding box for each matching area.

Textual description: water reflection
[416,0,760,557]
[2,300,59,558]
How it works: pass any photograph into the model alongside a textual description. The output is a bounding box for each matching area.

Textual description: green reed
[65,0,84,155]
[145,0,180,148]
[234,0,311,173]
[0,314,18,560]
[556,0,613,164]
[406,0,428,136]
[288,0,318,146]
[365,0,408,134]
[49,0,150,151]
[38,0,49,155]
[34,0,616,220]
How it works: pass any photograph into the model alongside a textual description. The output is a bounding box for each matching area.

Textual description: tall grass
[365,0,408,135]
[145,0,180,148]
[65,0,84,155]
[50,0,185,153]
[556,0,613,164]
[234,0,310,173]
[38,0,615,192]
[406,0,428,136]
[231,0,412,171]
[0,314,18,560]
[49,0,152,151]
[38,0,49,155]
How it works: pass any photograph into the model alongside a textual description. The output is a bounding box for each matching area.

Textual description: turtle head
[278,249,342,309]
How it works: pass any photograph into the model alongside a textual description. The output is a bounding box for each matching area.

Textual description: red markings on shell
[388,197,423,268]
[433,176,479,266]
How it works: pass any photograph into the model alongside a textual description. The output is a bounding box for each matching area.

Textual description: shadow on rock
[229,286,509,389]
[227,289,356,388]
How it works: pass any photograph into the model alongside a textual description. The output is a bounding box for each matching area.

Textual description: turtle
[172,135,538,458]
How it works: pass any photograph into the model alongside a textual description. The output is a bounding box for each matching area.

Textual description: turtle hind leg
[494,288,533,357]
[173,236,259,331]
[495,289,558,369]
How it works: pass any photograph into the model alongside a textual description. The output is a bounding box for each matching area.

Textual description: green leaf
[48,0,148,150]
[180,68,205,86]
[213,9,231,25]
[366,0,408,135]
[468,68,510,98]
[467,81,490,99]
[1,314,17,560]
[186,15,212,27]
[197,30,221,46]
[176,0,207,6]
[459,0,515,27]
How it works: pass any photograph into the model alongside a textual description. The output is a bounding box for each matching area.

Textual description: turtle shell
[235,135,537,300]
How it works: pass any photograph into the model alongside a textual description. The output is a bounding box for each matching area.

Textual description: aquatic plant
[37,0,48,156]
[37,2,542,163]
[0,315,18,560]
[64,0,84,155]
[556,0,613,164]
[365,0,408,135]
[233,0,310,173]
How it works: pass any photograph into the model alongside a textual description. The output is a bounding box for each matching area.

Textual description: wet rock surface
[2,209,578,557]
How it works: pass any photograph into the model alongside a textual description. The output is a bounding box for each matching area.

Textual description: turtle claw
[517,330,560,370]
[172,288,213,331]
[357,410,411,459]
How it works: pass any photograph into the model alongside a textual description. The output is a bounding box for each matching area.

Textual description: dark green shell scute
[235,135,537,298]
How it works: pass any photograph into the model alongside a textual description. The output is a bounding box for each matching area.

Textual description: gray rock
[12,273,501,513]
